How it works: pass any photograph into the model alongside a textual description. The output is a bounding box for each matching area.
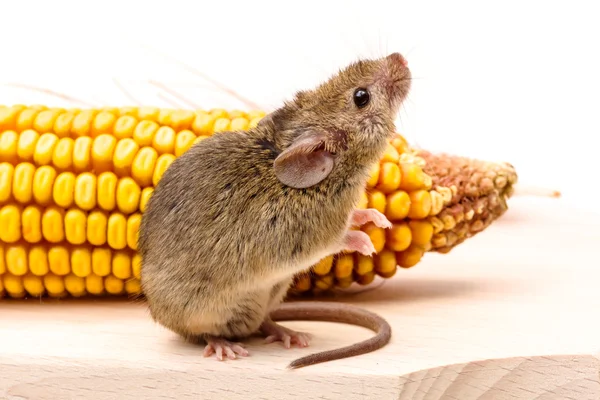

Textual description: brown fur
[138,53,411,345]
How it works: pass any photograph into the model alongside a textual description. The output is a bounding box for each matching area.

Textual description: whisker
[149,80,199,109]
[2,83,95,107]
[113,78,142,106]
[157,92,186,109]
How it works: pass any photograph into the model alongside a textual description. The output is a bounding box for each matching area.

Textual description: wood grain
[1,197,599,399]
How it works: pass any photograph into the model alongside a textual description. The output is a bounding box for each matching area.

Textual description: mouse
[138,52,412,369]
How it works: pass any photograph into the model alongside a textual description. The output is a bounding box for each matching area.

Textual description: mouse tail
[269,301,392,369]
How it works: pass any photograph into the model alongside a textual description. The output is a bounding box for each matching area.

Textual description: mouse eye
[353,88,370,108]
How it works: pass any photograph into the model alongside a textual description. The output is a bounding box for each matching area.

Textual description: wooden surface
[1,197,599,400]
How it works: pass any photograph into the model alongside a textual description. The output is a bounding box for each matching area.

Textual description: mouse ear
[273,133,335,189]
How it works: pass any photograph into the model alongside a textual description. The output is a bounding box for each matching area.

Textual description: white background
[1,0,598,212]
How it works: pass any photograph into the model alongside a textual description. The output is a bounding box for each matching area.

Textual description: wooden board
[1,197,599,400]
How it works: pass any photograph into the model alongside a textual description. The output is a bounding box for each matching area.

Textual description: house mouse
[138,52,412,369]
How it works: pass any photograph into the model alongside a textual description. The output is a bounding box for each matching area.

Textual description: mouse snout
[387,52,408,67]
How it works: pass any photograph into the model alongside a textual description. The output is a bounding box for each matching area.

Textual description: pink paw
[343,230,376,256]
[203,337,249,361]
[261,321,312,349]
[351,208,392,229]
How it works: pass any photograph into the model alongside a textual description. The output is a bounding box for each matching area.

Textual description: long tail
[269,301,392,369]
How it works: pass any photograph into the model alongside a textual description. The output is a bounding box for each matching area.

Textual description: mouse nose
[387,52,408,67]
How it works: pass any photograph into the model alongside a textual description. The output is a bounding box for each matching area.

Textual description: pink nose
[388,52,408,67]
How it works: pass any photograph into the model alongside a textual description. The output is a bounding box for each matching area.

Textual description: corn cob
[0,105,518,298]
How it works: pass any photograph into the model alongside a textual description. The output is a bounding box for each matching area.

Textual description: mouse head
[260,53,411,189]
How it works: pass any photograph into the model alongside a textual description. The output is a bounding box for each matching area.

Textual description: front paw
[351,208,392,229]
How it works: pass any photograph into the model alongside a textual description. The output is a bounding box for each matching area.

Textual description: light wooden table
[1,197,599,400]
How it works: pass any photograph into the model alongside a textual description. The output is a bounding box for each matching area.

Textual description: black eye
[353,88,370,108]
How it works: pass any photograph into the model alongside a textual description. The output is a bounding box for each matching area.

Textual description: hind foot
[203,336,249,361]
[260,319,311,349]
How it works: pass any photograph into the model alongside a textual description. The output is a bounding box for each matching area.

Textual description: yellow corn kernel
[157,109,173,126]
[407,190,432,219]
[87,210,107,246]
[0,244,5,274]
[70,109,95,134]
[408,220,434,246]
[23,273,44,296]
[293,274,311,293]
[53,171,75,208]
[17,129,40,161]
[248,117,262,129]
[429,190,445,216]
[64,273,86,296]
[21,205,42,243]
[12,162,35,203]
[131,147,157,187]
[192,113,215,135]
[0,204,21,243]
[381,143,400,163]
[247,110,266,120]
[230,117,249,131]
[91,111,117,137]
[133,120,159,147]
[209,109,229,119]
[104,274,124,295]
[336,277,354,289]
[112,250,131,280]
[116,177,141,214]
[127,213,141,250]
[71,247,92,278]
[52,137,74,170]
[119,107,138,117]
[314,273,334,291]
[65,208,87,245]
[33,109,61,134]
[126,278,141,295]
[132,253,142,279]
[92,247,111,276]
[72,137,92,172]
[367,190,387,214]
[313,255,334,275]
[0,162,14,202]
[193,136,209,146]
[174,130,196,157]
[375,249,397,278]
[385,222,412,252]
[334,254,354,279]
[0,106,22,131]
[171,110,195,131]
[107,212,127,250]
[28,245,49,276]
[139,187,153,213]
[97,172,117,211]
[86,273,104,295]
[113,115,137,139]
[152,126,176,155]
[397,244,424,268]
[399,163,432,191]
[16,108,40,131]
[44,273,65,297]
[362,223,385,253]
[357,270,375,286]
[391,135,408,154]
[0,130,18,163]
[136,106,158,121]
[355,254,375,276]
[42,206,65,243]
[92,134,117,173]
[53,111,76,137]
[152,154,175,186]
[213,117,230,133]
[229,110,248,119]
[48,245,70,275]
[33,133,59,166]
[357,191,368,209]
[3,273,25,298]
[74,172,97,210]
[376,162,401,193]
[6,244,28,276]
[386,190,411,221]
[113,138,139,177]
